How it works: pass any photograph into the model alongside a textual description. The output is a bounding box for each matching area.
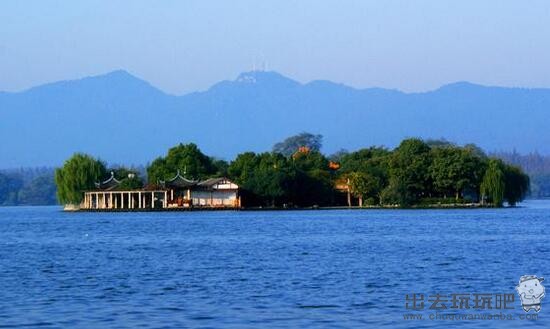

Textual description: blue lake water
[1,201,550,328]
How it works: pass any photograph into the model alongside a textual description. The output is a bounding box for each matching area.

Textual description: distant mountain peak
[105,69,132,76]
[436,81,483,91]
[236,72,258,84]
[234,71,301,89]
[19,69,168,96]
[85,69,147,83]
[2,70,550,167]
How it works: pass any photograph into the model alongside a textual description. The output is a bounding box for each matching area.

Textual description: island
[55,134,530,211]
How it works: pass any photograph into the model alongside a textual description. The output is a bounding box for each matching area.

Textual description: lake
[1,201,549,328]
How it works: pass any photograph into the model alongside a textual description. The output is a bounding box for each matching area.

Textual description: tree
[429,146,484,200]
[291,150,334,206]
[147,143,216,183]
[110,167,144,190]
[347,171,386,206]
[228,152,260,185]
[250,153,294,206]
[388,138,432,206]
[211,158,229,177]
[272,132,323,157]
[328,149,349,162]
[55,153,107,205]
[503,165,530,206]
[339,147,390,205]
[229,152,295,207]
[480,159,506,207]
[425,138,454,148]
[339,147,390,173]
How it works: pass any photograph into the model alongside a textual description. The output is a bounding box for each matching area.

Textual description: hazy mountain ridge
[1,70,550,167]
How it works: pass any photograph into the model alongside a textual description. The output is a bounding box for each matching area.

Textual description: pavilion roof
[196,177,239,190]
[95,172,121,191]
[160,170,198,189]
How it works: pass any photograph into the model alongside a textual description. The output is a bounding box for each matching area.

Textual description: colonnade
[82,191,168,210]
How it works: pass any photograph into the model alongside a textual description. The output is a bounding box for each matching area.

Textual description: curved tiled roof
[95,172,121,191]
[160,170,198,188]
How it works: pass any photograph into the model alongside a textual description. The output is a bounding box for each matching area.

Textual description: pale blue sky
[1,0,549,94]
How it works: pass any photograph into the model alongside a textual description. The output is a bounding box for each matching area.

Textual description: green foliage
[339,147,390,205]
[290,151,334,206]
[228,150,335,207]
[480,159,529,207]
[503,165,530,206]
[425,138,454,148]
[147,143,217,183]
[347,171,383,205]
[272,132,323,157]
[328,149,349,162]
[211,158,229,177]
[388,138,432,206]
[229,152,294,206]
[110,167,144,190]
[55,153,107,205]
[228,152,260,185]
[46,135,531,209]
[117,178,143,190]
[339,147,390,173]
[493,151,549,198]
[429,146,485,199]
[481,159,506,207]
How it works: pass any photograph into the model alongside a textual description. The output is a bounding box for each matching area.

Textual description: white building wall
[191,190,237,207]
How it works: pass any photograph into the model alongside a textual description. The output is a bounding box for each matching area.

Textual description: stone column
[139,192,142,209]
[151,192,155,209]
[164,191,168,208]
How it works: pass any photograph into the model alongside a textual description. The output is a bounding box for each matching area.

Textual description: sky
[1,0,549,94]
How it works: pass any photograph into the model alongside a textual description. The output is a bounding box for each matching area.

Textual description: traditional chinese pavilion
[81,171,241,211]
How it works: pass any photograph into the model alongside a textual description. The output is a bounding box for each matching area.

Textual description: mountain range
[1,70,549,167]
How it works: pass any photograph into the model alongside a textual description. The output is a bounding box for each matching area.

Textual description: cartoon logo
[516,275,545,312]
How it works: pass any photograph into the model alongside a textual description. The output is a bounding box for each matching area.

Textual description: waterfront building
[81,172,241,210]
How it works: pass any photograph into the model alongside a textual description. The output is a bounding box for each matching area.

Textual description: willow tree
[480,159,505,207]
[504,165,530,206]
[55,153,107,205]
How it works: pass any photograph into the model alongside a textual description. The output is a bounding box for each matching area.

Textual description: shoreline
[71,203,508,212]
